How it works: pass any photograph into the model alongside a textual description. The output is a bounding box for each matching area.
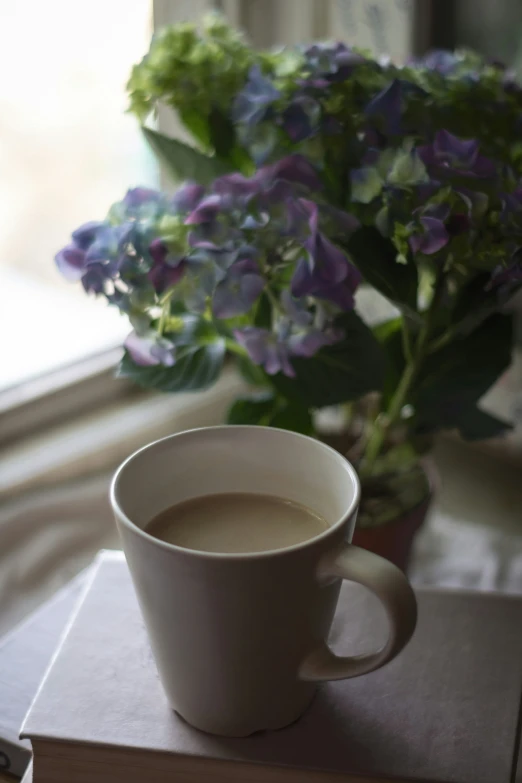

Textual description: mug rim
[110,425,361,561]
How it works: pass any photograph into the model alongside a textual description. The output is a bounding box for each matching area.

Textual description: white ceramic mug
[111,426,417,736]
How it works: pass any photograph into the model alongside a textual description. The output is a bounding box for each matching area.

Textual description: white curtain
[0,371,244,636]
[0,472,116,637]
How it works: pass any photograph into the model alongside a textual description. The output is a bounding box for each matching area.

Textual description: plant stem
[427,326,455,354]
[264,286,281,313]
[363,273,445,472]
[158,301,170,335]
[401,319,413,363]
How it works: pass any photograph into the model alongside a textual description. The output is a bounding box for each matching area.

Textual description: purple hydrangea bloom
[124,331,176,367]
[418,130,496,179]
[71,221,106,250]
[210,168,292,220]
[291,202,361,307]
[281,96,321,142]
[194,157,322,224]
[283,197,317,238]
[232,65,280,128]
[409,216,449,255]
[56,220,113,280]
[304,202,349,279]
[123,188,162,208]
[182,158,324,254]
[84,223,133,264]
[55,243,87,281]
[56,220,134,291]
[147,239,186,294]
[305,231,350,285]
[81,263,108,294]
[171,182,206,213]
[280,290,312,326]
[213,172,260,201]
[434,131,478,167]
[303,42,365,84]
[409,50,461,75]
[260,154,322,192]
[288,327,341,357]
[234,320,342,378]
[292,259,361,309]
[234,327,296,377]
[365,79,402,136]
[185,195,223,225]
[212,259,265,318]
[187,221,238,251]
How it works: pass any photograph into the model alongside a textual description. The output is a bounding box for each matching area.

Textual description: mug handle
[299,544,417,681]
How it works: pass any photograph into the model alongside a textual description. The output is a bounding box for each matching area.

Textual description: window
[0,0,156,393]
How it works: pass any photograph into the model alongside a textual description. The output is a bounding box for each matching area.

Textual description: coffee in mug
[145,492,329,553]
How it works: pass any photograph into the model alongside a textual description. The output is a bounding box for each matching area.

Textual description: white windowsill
[1,268,129,392]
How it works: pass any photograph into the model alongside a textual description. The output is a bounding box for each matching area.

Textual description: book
[0,570,87,778]
[21,552,522,783]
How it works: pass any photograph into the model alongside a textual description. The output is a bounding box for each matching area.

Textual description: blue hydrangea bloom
[418,130,496,179]
[212,259,265,318]
[409,216,449,255]
[232,65,280,128]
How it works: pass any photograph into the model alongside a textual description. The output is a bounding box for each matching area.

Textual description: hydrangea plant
[57,16,522,525]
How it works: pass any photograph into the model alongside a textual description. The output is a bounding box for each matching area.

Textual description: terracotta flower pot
[319,430,436,572]
[351,490,433,573]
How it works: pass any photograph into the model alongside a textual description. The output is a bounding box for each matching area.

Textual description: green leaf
[451,273,519,337]
[235,355,270,387]
[253,292,272,329]
[228,145,255,175]
[373,316,403,344]
[373,317,406,408]
[226,393,313,435]
[118,340,226,393]
[347,227,419,317]
[142,127,230,185]
[227,393,277,425]
[207,109,254,173]
[165,313,217,346]
[268,402,314,435]
[178,108,212,149]
[271,310,386,408]
[208,108,235,160]
[414,312,513,439]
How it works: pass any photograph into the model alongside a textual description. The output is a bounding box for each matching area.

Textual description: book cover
[0,569,87,777]
[22,553,522,783]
